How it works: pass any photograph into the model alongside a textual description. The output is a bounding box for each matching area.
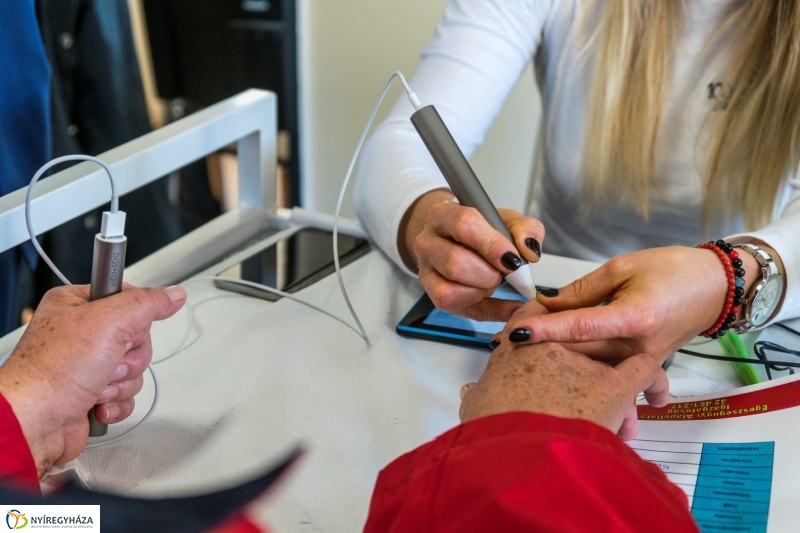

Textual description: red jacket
[365,412,700,533]
[0,395,697,532]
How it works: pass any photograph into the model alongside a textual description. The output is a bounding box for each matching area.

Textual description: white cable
[187,277,366,338]
[151,297,196,365]
[24,154,157,448]
[333,71,421,342]
[25,155,118,286]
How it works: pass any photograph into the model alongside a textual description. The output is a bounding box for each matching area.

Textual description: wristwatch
[732,244,784,332]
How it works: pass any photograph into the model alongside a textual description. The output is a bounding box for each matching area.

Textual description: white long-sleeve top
[353,0,800,323]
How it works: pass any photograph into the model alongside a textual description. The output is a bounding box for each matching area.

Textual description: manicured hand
[404,190,545,322]
[0,284,186,476]
[501,247,736,364]
[459,341,669,440]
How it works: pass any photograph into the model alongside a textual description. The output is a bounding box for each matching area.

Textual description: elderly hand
[400,189,545,322]
[499,246,761,364]
[459,341,669,440]
[0,284,186,476]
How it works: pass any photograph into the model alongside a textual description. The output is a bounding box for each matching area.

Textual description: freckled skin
[0,284,184,477]
[460,341,670,440]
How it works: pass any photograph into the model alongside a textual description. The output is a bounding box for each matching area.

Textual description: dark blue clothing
[0,0,52,334]
[0,1,51,196]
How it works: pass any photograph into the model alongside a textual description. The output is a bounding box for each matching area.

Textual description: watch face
[750,277,783,326]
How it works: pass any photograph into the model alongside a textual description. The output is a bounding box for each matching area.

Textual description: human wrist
[736,251,761,322]
[695,241,746,338]
[397,188,454,271]
[729,243,786,329]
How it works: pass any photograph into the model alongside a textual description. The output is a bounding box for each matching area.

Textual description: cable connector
[394,71,423,111]
[406,91,422,111]
[100,210,127,239]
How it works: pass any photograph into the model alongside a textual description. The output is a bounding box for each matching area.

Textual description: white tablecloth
[53,250,744,532]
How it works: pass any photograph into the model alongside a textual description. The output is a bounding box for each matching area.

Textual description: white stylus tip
[505,264,537,301]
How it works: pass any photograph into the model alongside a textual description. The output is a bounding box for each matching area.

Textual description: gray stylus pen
[87,216,127,437]
[410,105,537,299]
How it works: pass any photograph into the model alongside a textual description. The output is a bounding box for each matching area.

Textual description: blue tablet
[396,284,535,350]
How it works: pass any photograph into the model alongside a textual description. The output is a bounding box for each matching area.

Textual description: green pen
[718,332,760,386]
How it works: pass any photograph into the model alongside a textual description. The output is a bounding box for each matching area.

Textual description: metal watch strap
[731,244,782,332]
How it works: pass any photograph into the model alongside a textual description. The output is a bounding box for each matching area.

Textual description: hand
[459,342,669,440]
[0,284,186,476]
[500,246,752,364]
[399,189,545,322]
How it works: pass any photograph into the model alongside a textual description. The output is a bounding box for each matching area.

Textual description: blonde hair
[571,0,800,230]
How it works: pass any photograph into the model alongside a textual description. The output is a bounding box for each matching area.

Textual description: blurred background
[4,0,541,335]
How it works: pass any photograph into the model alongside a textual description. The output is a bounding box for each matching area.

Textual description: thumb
[540,263,616,311]
[96,285,187,333]
[615,354,670,408]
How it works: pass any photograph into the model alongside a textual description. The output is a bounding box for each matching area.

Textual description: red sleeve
[207,512,270,533]
[364,412,699,533]
[0,393,38,491]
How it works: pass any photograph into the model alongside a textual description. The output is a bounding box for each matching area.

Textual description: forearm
[353,0,547,274]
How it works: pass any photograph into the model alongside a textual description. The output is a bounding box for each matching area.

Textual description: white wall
[298,0,541,218]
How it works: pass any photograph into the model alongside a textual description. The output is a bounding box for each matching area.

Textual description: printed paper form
[630,439,773,532]
[629,373,800,533]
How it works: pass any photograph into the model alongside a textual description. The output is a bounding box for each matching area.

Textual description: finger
[94,286,187,335]
[416,234,502,290]
[538,262,619,311]
[96,374,144,404]
[459,298,523,323]
[38,284,91,307]
[125,326,151,352]
[419,268,489,312]
[561,339,675,366]
[617,403,639,441]
[506,299,551,322]
[505,303,642,344]
[559,339,640,362]
[428,204,522,275]
[459,382,479,422]
[460,382,477,401]
[94,399,135,425]
[615,353,670,408]
[112,336,154,383]
[489,332,502,350]
[498,209,545,263]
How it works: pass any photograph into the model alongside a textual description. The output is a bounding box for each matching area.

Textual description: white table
[47,250,743,532]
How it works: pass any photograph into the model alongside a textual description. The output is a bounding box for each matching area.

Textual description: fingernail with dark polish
[525,238,541,257]
[537,287,559,298]
[501,252,522,271]
[509,328,531,342]
[489,339,501,349]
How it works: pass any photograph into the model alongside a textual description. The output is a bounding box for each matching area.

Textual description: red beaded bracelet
[696,240,746,338]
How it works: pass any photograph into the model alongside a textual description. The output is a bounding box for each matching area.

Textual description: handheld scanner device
[410,105,537,300]
[87,210,128,437]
